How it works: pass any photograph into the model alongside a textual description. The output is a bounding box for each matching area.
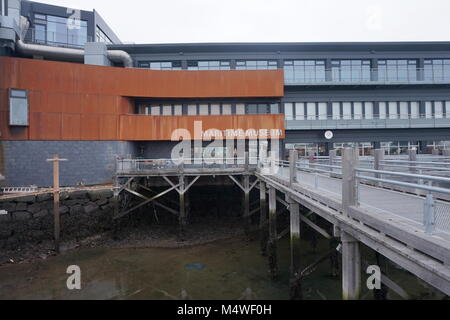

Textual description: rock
[0,212,11,222]
[15,202,28,211]
[27,203,42,214]
[14,195,36,203]
[0,230,11,240]
[13,211,31,221]
[30,230,46,239]
[88,190,113,201]
[84,203,99,214]
[69,191,88,200]
[34,209,48,218]
[60,191,70,201]
[70,205,84,215]
[101,204,113,211]
[60,206,69,215]
[64,199,79,207]
[1,202,16,212]
[37,193,52,202]
[96,198,108,206]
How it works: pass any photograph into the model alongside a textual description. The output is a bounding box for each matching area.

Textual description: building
[1,0,450,187]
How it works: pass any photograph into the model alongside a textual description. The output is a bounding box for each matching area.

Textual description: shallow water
[0,236,443,300]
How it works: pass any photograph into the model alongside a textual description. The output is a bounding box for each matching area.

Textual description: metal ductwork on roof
[15,15,133,68]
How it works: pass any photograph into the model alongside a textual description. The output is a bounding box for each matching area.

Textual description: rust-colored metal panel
[99,115,119,140]
[80,114,100,140]
[1,57,284,98]
[61,114,81,140]
[119,114,285,141]
[29,112,62,140]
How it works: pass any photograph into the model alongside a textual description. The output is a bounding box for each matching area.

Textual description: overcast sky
[35,0,450,44]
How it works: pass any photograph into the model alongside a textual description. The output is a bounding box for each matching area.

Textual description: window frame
[9,89,29,126]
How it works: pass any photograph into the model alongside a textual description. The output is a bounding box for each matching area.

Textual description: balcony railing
[286,113,450,130]
[284,68,450,85]
[24,28,93,49]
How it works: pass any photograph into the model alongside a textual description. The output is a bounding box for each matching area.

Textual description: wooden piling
[288,196,302,299]
[268,186,278,279]
[179,175,186,239]
[259,181,268,256]
[243,175,250,237]
[341,231,361,300]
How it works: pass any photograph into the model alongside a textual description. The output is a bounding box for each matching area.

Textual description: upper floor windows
[378,60,417,82]
[284,60,326,83]
[424,59,450,82]
[331,60,371,82]
[9,89,28,126]
[138,61,182,70]
[236,60,278,70]
[187,61,231,70]
[29,13,88,48]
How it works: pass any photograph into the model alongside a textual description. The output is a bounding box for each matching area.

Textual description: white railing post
[408,148,417,174]
[424,191,436,235]
[342,148,359,213]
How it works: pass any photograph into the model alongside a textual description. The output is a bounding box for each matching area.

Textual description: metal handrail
[355,167,450,184]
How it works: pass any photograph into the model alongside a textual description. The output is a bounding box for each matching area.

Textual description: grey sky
[36,0,450,44]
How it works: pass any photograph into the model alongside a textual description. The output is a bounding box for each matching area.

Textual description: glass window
[188,61,230,70]
[199,104,209,115]
[331,60,371,82]
[399,102,409,119]
[379,102,387,119]
[332,102,340,120]
[284,60,325,83]
[236,104,245,115]
[139,61,182,70]
[446,101,450,118]
[285,103,294,120]
[425,101,433,119]
[270,103,279,114]
[410,102,419,119]
[295,103,305,120]
[96,26,112,44]
[378,60,417,82]
[353,102,363,120]
[342,102,351,120]
[174,105,182,115]
[210,104,220,115]
[435,101,444,119]
[318,103,327,120]
[187,104,197,116]
[247,104,258,114]
[306,103,316,120]
[162,105,172,116]
[222,104,232,115]
[9,89,28,126]
[151,105,161,116]
[424,59,450,82]
[364,102,373,120]
[388,102,398,119]
[236,60,278,70]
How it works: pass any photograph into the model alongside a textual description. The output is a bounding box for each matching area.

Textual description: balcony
[286,114,450,130]
[23,28,93,49]
[284,68,450,86]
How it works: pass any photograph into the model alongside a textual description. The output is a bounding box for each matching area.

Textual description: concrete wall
[0,141,137,187]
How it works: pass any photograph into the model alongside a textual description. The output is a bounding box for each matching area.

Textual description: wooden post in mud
[288,195,302,299]
[268,186,278,279]
[341,230,361,300]
[46,154,67,254]
[179,174,186,239]
[243,174,250,237]
[259,181,268,255]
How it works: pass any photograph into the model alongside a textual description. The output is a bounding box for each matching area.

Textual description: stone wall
[0,189,114,251]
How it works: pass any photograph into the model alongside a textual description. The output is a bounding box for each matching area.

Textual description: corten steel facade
[1,0,450,187]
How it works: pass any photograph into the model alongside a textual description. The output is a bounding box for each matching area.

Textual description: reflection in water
[0,236,444,300]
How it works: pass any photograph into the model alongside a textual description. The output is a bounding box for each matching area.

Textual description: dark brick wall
[0,141,138,187]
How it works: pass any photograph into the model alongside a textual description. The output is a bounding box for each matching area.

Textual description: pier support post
[112,175,120,239]
[342,148,359,214]
[289,150,298,186]
[46,154,67,254]
[341,231,361,300]
[329,149,338,178]
[179,175,186,239]
[243,175,250,237]
[268,186,278,279]
[408,148,417,173]
[288,196,302,299]
[432,148,440,156]
[259,181,268,256]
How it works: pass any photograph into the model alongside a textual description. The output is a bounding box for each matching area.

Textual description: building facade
[1,0,450,187]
